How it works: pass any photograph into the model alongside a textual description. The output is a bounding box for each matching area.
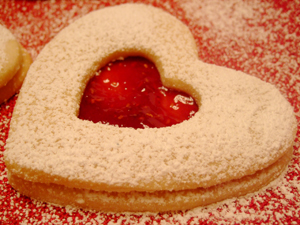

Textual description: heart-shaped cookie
[4,4,296,212]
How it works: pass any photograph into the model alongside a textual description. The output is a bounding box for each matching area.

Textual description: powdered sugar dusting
[4,2,296,197]
[0,0,299,224]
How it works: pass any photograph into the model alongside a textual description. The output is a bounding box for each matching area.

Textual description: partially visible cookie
[0,24,32,104]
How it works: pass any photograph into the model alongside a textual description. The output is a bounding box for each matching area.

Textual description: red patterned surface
[0,0,299,224]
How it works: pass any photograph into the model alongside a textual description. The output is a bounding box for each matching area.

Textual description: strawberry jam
[78,57,198,129]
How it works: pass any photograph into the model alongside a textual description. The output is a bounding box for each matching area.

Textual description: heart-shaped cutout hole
[78,57,199,128]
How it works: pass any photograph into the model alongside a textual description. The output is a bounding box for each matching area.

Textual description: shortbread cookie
[0,25,22,88]
[4,4,296,211]
[0,47,32,103]
[0,24,32,104]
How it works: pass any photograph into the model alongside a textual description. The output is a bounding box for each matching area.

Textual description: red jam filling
[78,57,198,129]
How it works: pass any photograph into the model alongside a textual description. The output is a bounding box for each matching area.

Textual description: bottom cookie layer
[7,148,292,212]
